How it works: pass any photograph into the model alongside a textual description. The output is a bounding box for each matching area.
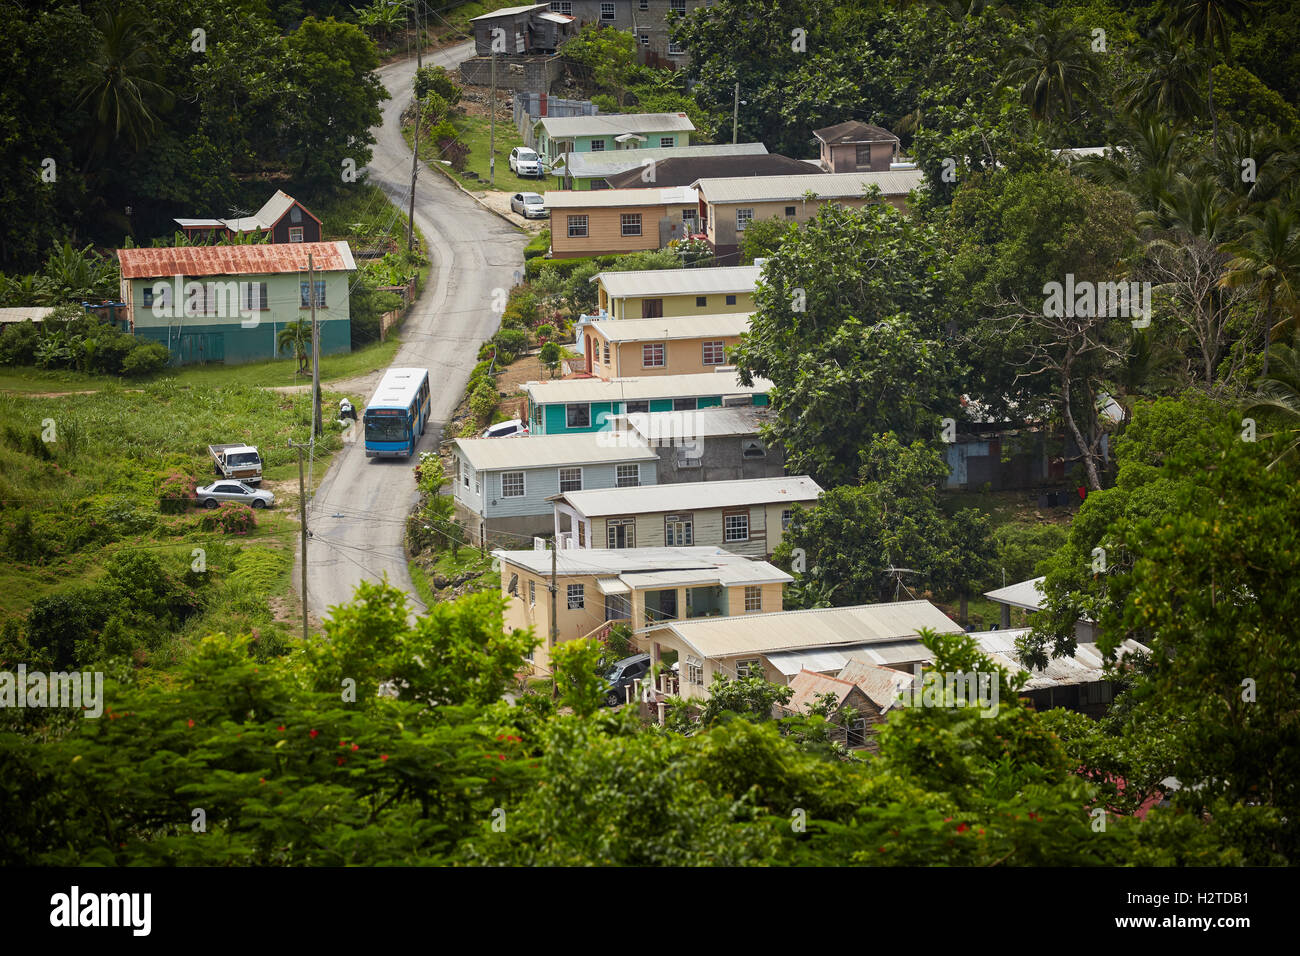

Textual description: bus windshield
[365,415,409,443]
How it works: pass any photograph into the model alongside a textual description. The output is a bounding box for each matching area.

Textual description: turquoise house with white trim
[534,112,695,170]
[116,242,354,365]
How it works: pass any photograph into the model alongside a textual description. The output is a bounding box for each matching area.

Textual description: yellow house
[492,546,792,674]
[550,475,823,559]
[590,264,760,319]
[544,186,698,259]
[692,169,925,264]
[581,312,749,379]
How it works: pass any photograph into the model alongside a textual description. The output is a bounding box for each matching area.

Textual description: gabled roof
[521,370,771,405]
[983,576,1047,611]
[453,433,657,471]
[471,3,549,20]
[116,241,355,279]
[254,189,321,229]
[837,657,914,710]
[551,475,823,518]
[593,265,761,299]
[543,186,696,209]
[604,153,820,189]
[588,312,751,342]
[536,112,696,139]
[692,169,924,204]
[813,121,900,146]
[785,669,862,711]
[552,142,768,180]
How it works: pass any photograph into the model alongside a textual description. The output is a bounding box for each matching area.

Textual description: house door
[641,298,663,318]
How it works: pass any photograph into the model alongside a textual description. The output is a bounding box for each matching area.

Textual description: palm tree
[1073,111,1187,213]
[1166,0,1255,148]
[74,4,173,161]
[277,322,311,374]
[1001,11,1100,124]
[1242,330,1300,468]
[1118,24,1205,121]
[1221,204,1300,376]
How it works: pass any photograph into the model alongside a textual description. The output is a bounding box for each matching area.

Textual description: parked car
[510,192,547,219]
[196,480,275,510]
[509,147,542,177]
[601,653,652,708]
[208,444,263,484]
[482,419,529,438]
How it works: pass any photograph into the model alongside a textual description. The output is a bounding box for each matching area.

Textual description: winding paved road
[301,42,522,619]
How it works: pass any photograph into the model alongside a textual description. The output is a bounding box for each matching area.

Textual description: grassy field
[411,111,542,194]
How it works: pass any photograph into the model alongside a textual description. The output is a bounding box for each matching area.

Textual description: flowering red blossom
[337,757,346,766]
[957,823,970,833]
[277,725,285,732]
[187,719,194,728]
[309,729,318,738]
[351,743,359,751]
[380,754,389,762]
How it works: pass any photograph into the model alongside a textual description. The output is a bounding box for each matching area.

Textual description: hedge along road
[301,41,522,620]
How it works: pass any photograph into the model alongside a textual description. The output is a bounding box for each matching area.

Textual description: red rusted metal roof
[116,241,355,279]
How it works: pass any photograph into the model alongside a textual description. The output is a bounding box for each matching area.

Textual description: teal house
[116,242,355,365]
[534,112,695,176]
[522,371,771,436]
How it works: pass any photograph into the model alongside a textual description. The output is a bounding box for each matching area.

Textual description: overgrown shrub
[469,379,498,425]
[159,471,197,514]
[197,503,256,535]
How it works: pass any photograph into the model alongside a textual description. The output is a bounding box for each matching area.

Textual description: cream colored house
[581,312,750,379]
[550,475,822,559]
[492,546,791,673]
[589,265,760,320]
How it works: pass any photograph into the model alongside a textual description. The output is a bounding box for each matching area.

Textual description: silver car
[510,192,547,219]
[196,480,275,509]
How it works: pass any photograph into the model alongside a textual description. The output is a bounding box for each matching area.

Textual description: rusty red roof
[116,241,355,279]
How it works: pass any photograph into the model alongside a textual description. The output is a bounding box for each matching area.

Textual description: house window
[289,226,304,242]
[736,657,760,677]
[725,294,737,305]
[501,471,525,497]
[621,213,642,237]
[567,583,585,609]
[142,285,156,309]
[639,32,649,46]
[686,656,704,686]
[696,296,707,307]
[846,718,868,748]
[660,137,674,148]
[668,40,685,55]
[616,464,640,487]
[242,282,268,311]
[672,397,695,411]
[743,586,762,612]
[567,215,589,238]
[781,509,793,531]
[638,0,648,8]
[856,144,873,167]
[670,0,686,13]
[300,280,326,308]
[559,467,583,492]
[462,463,470,488]
[590,138,606,151]
[741,439,766,458]
[702,340,725,365]
[625,401,650,414]
[550,2,573,12]
[665,515,693,546]
[683,209,697,230]
[607,517,635,548]
[785,206,796,217]
[602,341,610,364]
[566,403,591,428]
[724,511,750,541]
[641,298,663,318]
[529,580,536,605]
[736,208,753,231]
[601,2,616,21]
[642,343,665,367]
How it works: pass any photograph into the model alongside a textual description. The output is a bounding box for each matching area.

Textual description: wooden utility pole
[294,441,309,643]
[414,0,422,72]
[408,96,421,252]
[732,82,739,144]
[549,540,559,698]
[309,252,322,439]
[489,49,497,186]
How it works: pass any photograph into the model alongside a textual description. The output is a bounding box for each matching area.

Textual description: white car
[482,419,529,439]
[509,147,543,177]
[196,480,275,509]
[510,192,547,219]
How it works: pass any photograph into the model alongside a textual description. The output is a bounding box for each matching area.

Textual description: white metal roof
[543,186,696,209]
[593,265,761,299]
[470,4,548,20]
[520,370,771,405]
[552,142,768,179]
[453,433,656,471]
[0,306,56,324]
[626,405,767,439]
[649,600,963,658]
[692,169,925,204]
[536,112,696,139]
[984,576,1047,611]
[552,475,822,518]
[965,629,1148,690]
[589,312,751,342]
[493,545,765,577]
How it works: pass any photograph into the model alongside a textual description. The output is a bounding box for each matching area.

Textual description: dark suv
[601,653,651,708]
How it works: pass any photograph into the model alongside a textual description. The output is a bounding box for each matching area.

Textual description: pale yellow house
[550,475,822,559]
[581,312,749,379]
[589,265,760,320]
[492,546,791,673]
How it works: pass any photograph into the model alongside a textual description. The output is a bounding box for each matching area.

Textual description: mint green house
[535,112,695,184]
[116,242,355,365]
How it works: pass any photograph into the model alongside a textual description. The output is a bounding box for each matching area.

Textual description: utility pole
[294,441,309,643]
[549,540,558,695]
[408,96,421,253]
[309,252,321,439]
[489,48,497,186]
[414,0,422,72]
[732,81,739,144]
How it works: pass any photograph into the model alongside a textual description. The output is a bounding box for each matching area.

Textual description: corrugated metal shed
[520,370,771,405]
[453,433,656,471]
[117,241,355,279]
[544,186,697,210]
[592,266,761,299]
[551,475,823,518]
[590,312,751,342]
[692,169,924,204]
[537,112,696,139]
[554,142,768,180]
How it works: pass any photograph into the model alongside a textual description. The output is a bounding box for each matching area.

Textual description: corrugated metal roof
[493,545,763,577]
[552,475,823,518]
[983,576,1047,610]
[785,670,859,711]
[453,433,656,471]
[543,186,696,209]
[648,600,962,658]
[537,112,696,139]
[813,121,900,146]
[520,370,771,404]
[837,658,914,710]
[626,405,767,439]
[470,3,548,20]
[536,11,573,24]
[768,643,923,676]
[553,142,768,179]
[590,312,750,342]
[605,153,817,189]
[593,265,761,299]
[0,307,56,324]
[117,241,355,279]
[966,629,1148,690]
[692,169,924,204]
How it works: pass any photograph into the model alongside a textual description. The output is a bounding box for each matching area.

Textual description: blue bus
[363,367,431,458]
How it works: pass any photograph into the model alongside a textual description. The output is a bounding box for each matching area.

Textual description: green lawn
[412,112,543,194]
